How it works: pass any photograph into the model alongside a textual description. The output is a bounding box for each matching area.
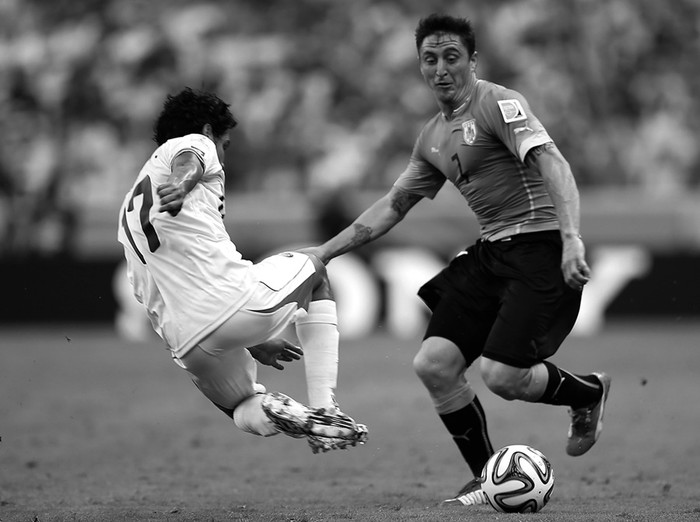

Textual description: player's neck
[441,76,478,120]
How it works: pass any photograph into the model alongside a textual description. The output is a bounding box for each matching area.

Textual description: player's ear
[201,123,214,141]
[470,51,478,72]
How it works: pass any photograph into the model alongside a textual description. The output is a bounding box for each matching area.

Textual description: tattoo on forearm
[351,223,373,247]
[390,191,420,217]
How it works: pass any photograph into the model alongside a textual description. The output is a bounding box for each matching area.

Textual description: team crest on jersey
[497,99,527,123]
[462,119,477,145]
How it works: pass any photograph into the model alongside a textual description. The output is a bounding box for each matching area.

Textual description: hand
[562,236,591,290]
[157,182,187,217]
[247,339,303,370]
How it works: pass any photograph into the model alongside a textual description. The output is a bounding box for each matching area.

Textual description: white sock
[233,394,279,437]
[295,299,339,409]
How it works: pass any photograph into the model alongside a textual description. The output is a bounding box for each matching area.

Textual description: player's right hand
[157,183,186,217]
[248,339,303,370]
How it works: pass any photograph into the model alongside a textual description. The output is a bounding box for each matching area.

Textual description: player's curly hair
[152,87,237,145]
[415,14,476,57]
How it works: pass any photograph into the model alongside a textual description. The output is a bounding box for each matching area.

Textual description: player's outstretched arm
[157,151,205,216]
[305,186,422,265]
[248,339,303,371]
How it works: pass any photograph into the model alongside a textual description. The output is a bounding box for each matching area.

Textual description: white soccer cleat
[443,477,488,506]
[261,392,366,441]
[307,423,369,454]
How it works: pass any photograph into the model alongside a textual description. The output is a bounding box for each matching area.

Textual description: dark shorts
[418,231,581,368]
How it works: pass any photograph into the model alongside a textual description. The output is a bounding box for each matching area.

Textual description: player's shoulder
[161,134,215,157]
[474,80,529,124]
[475,79,524,102]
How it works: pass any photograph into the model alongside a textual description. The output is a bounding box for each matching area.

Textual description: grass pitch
[1,321,699,521]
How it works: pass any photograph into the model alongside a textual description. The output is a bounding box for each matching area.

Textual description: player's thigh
[204,303,300,353]
[422,293,497,368]
[483,280,573,368]
[205,252,320,350]
[178,344,262,410]
[537,284,581,359]
[248,251,321,312]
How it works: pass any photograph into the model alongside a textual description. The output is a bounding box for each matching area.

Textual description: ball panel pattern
[481,445,555,513]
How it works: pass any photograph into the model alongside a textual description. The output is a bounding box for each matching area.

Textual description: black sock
[539,361,602,410]
[439,395,494,477]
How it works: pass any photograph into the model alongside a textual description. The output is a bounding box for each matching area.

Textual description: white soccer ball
[480,444,555,513]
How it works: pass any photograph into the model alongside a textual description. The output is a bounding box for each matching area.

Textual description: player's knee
[480,358,529,401]
[412,350,438,384]
[310,266,334,301]
[306,252,327,274]
[413,356,450,394]
[413,344,461,393]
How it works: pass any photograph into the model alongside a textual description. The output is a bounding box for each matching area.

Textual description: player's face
[213,131,231,166]
[419,33,476,108]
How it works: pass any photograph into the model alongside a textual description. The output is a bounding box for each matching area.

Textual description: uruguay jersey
[117,134,255,357]
[395,79,559,241]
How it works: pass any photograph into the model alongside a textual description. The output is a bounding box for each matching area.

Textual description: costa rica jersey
[117,134,255,357]
[395,79,559,241]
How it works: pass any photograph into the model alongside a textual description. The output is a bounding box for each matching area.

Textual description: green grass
[1,321,699,521]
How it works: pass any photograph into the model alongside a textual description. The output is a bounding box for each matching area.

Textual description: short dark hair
[152,87,237,145]
[415,14,476,57]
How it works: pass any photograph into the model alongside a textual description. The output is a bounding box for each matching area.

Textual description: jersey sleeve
[481,88,553,163]
[172,134,222,177]
[393,129,446,199]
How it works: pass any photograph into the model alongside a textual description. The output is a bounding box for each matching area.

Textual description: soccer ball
[480,444,555,513]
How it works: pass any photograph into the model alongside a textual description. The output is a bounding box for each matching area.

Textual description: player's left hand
[562,236,591,291]
[248,339,303,370]
[157,183,187,217]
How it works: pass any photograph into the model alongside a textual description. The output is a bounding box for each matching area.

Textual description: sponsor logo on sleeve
[497,99,527,123]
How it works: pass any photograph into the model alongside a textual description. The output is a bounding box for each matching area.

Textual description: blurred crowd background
[1,0,699,259]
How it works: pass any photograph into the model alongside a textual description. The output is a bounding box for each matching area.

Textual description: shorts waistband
[484,230,561,243]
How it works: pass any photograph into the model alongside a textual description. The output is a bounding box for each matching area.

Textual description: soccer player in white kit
[117,88,367,453]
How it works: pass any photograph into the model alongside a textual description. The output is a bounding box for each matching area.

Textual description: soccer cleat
[566,372,612,456]
[261,392,366,441]
[307,424,369,454]
[443,477,488,506]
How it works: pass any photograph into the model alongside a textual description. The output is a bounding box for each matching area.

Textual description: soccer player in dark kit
[301,13,611,506]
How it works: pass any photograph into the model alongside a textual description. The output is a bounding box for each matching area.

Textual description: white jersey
[117,134,255,357]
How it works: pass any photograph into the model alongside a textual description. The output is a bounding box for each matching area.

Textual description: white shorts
[177,251,319,411]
